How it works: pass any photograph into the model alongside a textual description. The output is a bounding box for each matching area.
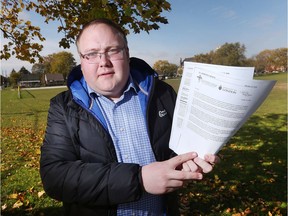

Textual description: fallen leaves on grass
[1,127,45,171]
[38,190,45,198]
[1,126,46,213]
[12,200,24,209]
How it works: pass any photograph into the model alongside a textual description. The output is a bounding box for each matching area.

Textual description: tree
[1,0,171,63]
[191,52,213,64]
[254,49,274,73]
[187,42,247,66]
[31,63,46,74]
[270,48,287,72]
[49,51,76,79]
[212,42,246,66]
[9,69,20,86]
[254,48,288,73]
[153,60,178,78]
[31,51,76,79]
[177,67,183,76]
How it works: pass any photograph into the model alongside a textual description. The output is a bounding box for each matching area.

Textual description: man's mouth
[99,71,114,77]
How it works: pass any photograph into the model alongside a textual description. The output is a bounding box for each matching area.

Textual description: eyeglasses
[80,47,125,64]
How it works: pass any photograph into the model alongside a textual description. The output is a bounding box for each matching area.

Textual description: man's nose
[98,53,111,66]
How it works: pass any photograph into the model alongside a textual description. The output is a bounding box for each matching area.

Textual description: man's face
[77,23,130,100]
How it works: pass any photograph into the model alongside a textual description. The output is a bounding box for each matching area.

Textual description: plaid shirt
[88,77,164,216]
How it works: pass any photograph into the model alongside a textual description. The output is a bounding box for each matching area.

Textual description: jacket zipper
[72,97,118,161]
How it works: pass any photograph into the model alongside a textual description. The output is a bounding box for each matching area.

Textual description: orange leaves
[225,207,252,215]
[7,192,26,209]
[12,200,24,209]
[1,127,44,172]
[3,188,45,212]
[178,169,287,215]
[1,0,45,62]
[37,190,45,198]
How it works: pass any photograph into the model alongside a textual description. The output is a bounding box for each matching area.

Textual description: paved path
[21,86,67,90]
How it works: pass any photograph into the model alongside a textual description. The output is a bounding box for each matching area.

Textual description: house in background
[0,75,8,89]
[44,73,65,86]
[18,74,41,87]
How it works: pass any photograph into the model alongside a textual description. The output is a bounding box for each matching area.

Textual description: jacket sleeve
[40,92,143,206]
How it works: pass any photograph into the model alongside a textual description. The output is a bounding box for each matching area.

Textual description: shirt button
[120,127,124,132]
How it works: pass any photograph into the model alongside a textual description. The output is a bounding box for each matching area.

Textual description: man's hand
[182,154,220,173]
[141,152,203,195]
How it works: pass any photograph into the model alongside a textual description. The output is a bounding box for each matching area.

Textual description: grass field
[1,73,287,215]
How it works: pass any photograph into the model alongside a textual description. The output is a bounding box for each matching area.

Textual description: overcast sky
[1,0,287,76]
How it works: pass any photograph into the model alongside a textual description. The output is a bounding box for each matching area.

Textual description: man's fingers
[193,157,213,173]
[204,154,221,164]
[182,160,199,172]
[182,162,190,171]
[185,160,199,172]
[170,170,203,180]
[168,152,198,168]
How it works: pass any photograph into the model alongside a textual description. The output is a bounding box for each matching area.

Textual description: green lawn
[1,87,66,216]
[1,73,287,215]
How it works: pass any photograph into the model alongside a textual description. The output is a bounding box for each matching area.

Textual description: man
[40,18,218,216]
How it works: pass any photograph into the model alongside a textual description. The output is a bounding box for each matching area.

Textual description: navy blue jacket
[40,57,179,216]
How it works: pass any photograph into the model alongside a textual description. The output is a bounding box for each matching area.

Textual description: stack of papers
[169,62,276,159]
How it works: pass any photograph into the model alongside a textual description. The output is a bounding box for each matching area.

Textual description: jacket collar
[67,58,158,126]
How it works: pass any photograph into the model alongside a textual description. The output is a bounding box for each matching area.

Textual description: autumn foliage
[1,0,171,63]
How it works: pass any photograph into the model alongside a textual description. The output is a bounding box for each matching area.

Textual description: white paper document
[169,62,276,159]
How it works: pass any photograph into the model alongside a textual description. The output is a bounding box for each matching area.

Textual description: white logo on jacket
[159,110,167,118]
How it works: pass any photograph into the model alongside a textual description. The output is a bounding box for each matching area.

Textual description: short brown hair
[76,18,128,50]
